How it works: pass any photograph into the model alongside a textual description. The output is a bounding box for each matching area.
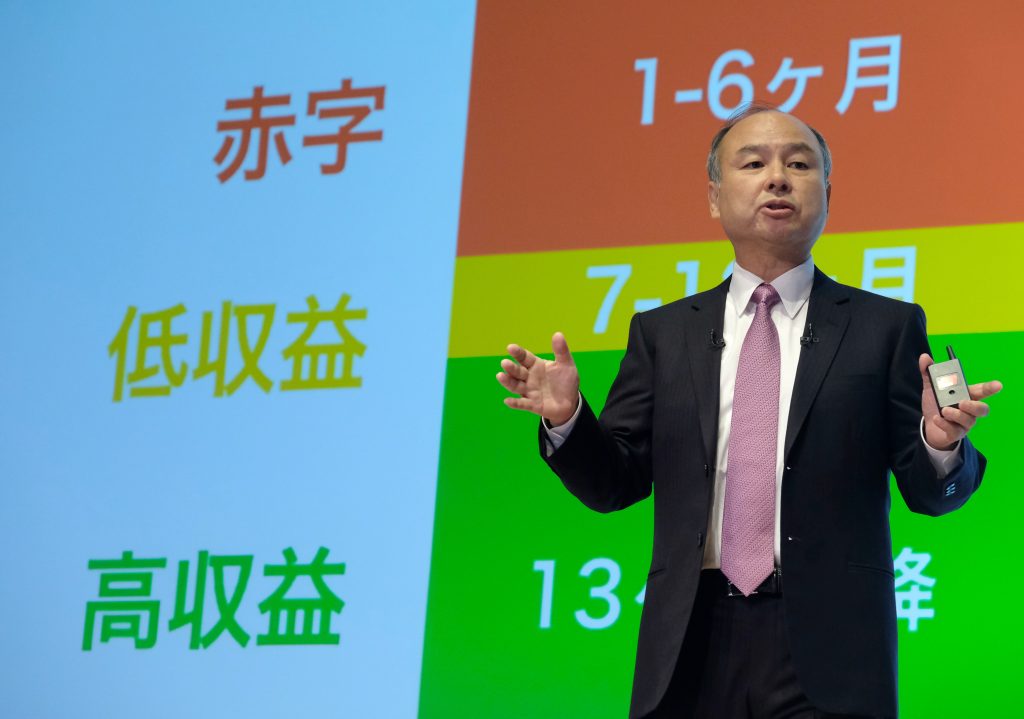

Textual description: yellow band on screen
[450,222,1023,358]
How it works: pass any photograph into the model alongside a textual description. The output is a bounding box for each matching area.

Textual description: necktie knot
[752,283,780,311]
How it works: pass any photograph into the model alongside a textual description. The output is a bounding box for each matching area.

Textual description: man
[495,106,1002,718]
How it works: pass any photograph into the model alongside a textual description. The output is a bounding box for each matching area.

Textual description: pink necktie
[721,283,781,596]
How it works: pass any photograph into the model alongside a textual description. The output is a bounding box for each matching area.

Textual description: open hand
[497,332,580,425]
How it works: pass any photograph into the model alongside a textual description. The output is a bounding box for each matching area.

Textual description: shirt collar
[729,256,814,320]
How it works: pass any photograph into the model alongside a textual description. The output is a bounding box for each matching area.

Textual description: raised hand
[919,353,1002,451]
[497,332,581,426]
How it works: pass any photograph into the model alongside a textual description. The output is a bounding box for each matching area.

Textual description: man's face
[708,111,831,259]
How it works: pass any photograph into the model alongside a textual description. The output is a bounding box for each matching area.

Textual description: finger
[930,413,963,446]
[506,343,527,365]
[918,353,936,390]
[951,399,990,419]
[507,343,538,369]
[968,380,1003,401]
[500,358,528,381]
[496,371,527,395]
[552,332,575,366]
[918,353,934,385]
[940,406,976,432]
[503,396,539,414]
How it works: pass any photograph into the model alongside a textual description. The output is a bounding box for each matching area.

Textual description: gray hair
[706,103,832,184]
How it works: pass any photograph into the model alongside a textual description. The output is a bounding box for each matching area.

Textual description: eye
[743,160,764,169]
[789,161,810,170]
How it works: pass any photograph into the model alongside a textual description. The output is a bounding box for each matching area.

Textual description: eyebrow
[735,142,818,158]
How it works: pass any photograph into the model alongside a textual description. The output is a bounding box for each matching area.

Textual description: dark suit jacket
[542,268,985,718]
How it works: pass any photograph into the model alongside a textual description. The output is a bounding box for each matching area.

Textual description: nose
[765,162,791,193]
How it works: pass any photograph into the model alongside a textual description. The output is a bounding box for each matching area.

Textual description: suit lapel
[784,267,851,459]
[684,278,730,464]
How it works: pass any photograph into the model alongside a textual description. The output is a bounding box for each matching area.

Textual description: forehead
[720,111,820,156]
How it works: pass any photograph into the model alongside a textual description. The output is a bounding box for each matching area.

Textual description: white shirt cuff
[920,417,963,478]
[542,393,583,454]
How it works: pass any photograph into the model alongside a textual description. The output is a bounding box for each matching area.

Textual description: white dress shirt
[545,257,962,568]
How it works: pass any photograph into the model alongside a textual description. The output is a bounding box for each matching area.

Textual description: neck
[733,249,810,284]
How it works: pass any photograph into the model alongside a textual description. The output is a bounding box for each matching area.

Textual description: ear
[825,181,832,214]
[708,181,721,219]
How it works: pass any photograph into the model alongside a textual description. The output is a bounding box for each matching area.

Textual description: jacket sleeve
[888,304,986,516]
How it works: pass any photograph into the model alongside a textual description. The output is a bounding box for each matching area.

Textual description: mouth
[760,200,796,218]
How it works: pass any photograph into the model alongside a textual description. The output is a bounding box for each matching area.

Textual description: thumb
[552,331,575,366]
[918,353,934,387]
